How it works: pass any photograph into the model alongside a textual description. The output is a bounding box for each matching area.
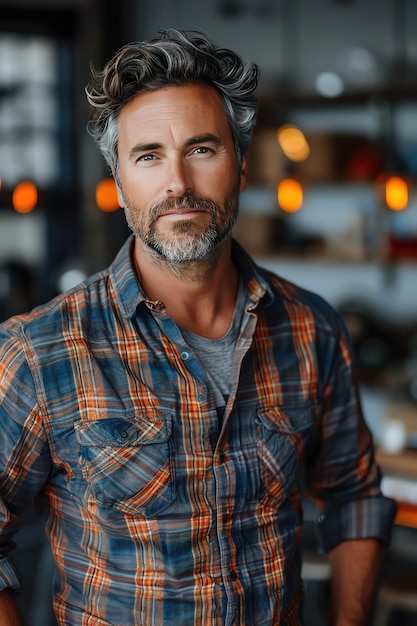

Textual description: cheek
[119,166,157,197]
[119,181,153,219]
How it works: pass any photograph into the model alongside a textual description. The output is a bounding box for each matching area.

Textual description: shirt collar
[108,236,145,319]
[231,239,273,309]
[108,235,272,320]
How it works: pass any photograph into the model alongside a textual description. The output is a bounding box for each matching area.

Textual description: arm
[305,307,396,622]
[0,590,23,626]
[0,327,52,617]
[328,538,383,626]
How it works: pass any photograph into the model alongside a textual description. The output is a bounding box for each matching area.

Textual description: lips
[158,208,207,222]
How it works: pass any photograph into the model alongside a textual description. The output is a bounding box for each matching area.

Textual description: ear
[110,167,125,207]
[116,184,124,208]
[239,153,248,192]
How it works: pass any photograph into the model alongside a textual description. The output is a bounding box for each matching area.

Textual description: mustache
[149,195,219,220]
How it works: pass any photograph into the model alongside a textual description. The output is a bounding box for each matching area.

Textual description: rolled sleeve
[0,556,21,592]
[307,310,397,553]
[315,495,397,553]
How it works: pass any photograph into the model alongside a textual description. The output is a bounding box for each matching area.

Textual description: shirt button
[180,351,190,361]
[120,431,129,439]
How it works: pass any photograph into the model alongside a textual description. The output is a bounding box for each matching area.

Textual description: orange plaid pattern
[0,237,396,624]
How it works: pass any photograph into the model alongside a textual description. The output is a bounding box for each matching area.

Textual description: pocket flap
[75,413,172,447]
[257,402,316,435]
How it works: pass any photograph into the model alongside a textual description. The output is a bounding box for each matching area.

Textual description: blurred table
[376,448,417,528]
[376,448,417,478]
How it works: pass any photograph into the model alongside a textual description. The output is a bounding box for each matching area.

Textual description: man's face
[115,83,247,262]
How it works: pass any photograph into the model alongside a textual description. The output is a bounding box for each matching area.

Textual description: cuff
[0,557,22,592]
[314,495,397,553]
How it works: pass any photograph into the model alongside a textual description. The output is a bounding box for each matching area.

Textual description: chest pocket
[256,403,316,506]
[75,412,175,518]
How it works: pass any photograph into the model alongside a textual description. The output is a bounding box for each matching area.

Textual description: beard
[122,183,240,263]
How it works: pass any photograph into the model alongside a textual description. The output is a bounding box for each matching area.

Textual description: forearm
[328,538,383,626]
[0,590,23,626]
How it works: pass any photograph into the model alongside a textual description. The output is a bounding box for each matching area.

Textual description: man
[0,28,396,625]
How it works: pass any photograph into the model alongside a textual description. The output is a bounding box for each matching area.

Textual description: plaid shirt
[0,236,395,625]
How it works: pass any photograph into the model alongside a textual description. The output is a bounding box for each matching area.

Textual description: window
[0,7,79,309]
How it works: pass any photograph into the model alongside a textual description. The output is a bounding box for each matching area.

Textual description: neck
[133,236,240,338]
[139,237,229,284]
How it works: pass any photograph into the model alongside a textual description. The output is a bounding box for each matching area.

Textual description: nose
[166,158,193,196]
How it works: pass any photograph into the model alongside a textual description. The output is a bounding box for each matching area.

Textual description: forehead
[117,83,233,145]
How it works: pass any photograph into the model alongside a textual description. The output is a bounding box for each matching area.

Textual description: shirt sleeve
[315,494,397,553]
[0,323,52,591]
[305,308,397,553]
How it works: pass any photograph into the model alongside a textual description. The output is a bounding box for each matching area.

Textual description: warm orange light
[277,179,303,213]
[385,176,408,211]
[12,181,38,213]
[277,125,310,162]
[96,178,120,212]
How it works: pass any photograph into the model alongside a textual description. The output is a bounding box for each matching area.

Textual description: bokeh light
[385,176,408,211]
[315,71,344,98]
[277,125,310,162]
[277,179,303,213]
[96,178,120,212]
[12,181,38,213]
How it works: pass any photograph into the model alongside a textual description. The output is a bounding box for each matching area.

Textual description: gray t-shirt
[180,279,246,412]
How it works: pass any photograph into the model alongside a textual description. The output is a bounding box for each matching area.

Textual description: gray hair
[85,28,259,174]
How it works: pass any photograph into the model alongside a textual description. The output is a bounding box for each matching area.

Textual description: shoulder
[234,240,344,331]
[256,262,345,331]
[0,267,110,354]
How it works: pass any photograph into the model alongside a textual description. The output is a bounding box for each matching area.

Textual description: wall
[128,0,417,92]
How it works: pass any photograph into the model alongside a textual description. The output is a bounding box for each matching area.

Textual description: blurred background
[1,0,417,624]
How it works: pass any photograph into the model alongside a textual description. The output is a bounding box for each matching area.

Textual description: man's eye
[138,154,156,162]
[193,147,212,155]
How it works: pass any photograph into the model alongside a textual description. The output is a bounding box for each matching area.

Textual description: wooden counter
[376,448,417,480]
[376,448,417,528]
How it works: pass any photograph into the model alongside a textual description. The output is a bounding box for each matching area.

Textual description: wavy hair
[85,28,259,173]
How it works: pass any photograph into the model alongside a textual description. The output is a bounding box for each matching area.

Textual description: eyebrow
[185,134,223,147]
[128,134,224,160]
[128,143,162,160]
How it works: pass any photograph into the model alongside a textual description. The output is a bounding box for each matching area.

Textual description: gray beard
[142,219,230,262]
[125,193,239,263]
